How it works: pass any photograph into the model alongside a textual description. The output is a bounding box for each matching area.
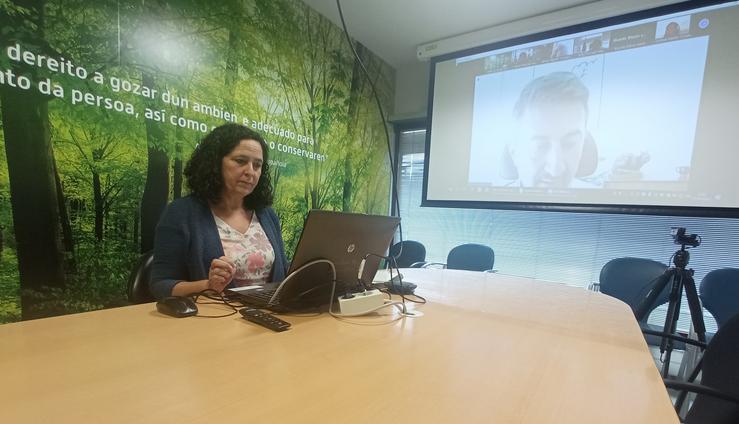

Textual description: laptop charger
[338,289,385,315]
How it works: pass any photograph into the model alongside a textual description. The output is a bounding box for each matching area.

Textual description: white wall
[392,61,430,121]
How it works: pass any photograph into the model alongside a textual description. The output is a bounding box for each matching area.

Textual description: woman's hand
[207,256,235,292]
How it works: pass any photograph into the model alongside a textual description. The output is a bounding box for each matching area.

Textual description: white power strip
[338,289,385,315]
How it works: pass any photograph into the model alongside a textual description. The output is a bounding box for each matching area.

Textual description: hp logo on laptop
[347,243,356,253]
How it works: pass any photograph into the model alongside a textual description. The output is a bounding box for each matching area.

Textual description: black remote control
[239,308,291,332]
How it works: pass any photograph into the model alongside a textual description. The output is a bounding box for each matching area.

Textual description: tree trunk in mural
[92,148,104,241]
[0,87,66,294]
[224,13,241,115]
[52,157,77,275]
[0,0,66,319]
[171,106,187,200]
[54,155,75,268]
[139,72,169,253]
[133,209,140,248]
[172,142,183,199]
[342,42,367,211]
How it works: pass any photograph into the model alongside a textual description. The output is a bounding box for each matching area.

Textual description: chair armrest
[422,262,446,269]
[409,262,427,268]
[483,269,497,273]
[664,380,739,406]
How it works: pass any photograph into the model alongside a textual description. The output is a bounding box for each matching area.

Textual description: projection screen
[424,0,739,217]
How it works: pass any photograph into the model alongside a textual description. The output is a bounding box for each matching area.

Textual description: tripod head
[670,227,700,270]
[672,245,691,270]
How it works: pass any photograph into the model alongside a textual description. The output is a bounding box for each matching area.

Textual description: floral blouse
[213,212,275,286]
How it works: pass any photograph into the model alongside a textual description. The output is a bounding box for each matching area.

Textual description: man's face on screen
[511,101,587,188]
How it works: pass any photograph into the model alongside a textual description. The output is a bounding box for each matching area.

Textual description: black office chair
[664,313,739,424]
[700,268,739,329]
[127,251,155,304]
[388,240,426,268]
[444,243,495,272]
[598,257,672,347]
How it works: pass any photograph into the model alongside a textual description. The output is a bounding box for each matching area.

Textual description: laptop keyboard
[227,288,277,307]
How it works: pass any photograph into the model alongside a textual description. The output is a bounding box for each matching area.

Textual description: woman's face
[221,139,263,199]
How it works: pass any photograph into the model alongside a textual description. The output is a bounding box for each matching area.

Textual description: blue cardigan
[149,195,289,299]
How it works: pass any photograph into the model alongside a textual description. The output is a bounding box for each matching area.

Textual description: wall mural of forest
[0,0,394,323]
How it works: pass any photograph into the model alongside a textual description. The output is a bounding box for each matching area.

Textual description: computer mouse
[156,296,198,318]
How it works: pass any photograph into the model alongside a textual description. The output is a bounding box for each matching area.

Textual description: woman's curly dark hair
[184,123,273,209]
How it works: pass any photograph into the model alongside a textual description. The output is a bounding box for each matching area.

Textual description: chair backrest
[684,313,739,424]
[388,240,426,268]
[700,268,739,329]
[446,243,494,272]
[127,251,155,304]
[599,257,669,321]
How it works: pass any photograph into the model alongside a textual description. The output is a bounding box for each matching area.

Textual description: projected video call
[468,36,708,190]
[426,1,739,212]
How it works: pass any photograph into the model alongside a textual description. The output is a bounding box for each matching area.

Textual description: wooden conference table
[0,268,677,423]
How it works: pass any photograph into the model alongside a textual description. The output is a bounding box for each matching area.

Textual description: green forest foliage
[0,0,394,323]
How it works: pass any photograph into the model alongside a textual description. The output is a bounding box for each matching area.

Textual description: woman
[149,124,288,299]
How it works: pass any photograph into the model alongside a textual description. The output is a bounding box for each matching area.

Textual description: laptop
[225,210,400,311]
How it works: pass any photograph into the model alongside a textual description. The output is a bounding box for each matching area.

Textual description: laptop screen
[288,210,400,287]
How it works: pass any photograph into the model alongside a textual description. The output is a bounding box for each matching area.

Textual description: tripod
[635,244,706,378]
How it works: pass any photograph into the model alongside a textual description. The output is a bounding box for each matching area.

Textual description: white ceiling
[301,0,599,67]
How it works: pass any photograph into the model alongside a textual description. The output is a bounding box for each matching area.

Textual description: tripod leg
[661,271,683,378]
[675,356,704,413]
[682,271,707,343]
[635,270,672,321]
[657,270,679,353]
